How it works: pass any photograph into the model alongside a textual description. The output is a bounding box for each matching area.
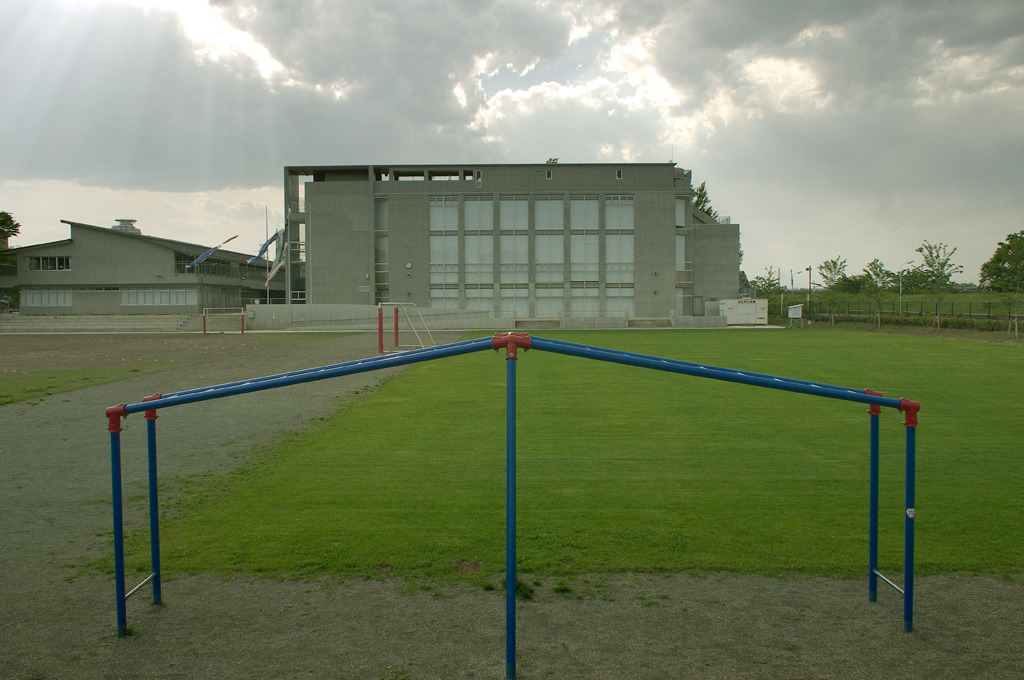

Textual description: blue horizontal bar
[122,336,495,415]
[528,336,905,410]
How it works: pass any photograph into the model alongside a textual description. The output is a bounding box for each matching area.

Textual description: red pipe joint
[492,332,531,359]
[899,398,921,428]
[105,404,127,433]
[143,394,162,421]
[864,389,883,416]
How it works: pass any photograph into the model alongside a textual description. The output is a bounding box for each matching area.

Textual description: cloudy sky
[2,0,1022,285]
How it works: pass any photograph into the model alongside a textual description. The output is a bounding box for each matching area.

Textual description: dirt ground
[1,331,1022,680]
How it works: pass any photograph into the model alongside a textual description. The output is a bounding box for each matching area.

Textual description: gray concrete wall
[633,190,675,317]
[306,182,374,305]
[691,222,741,310]
[388,194,431,307]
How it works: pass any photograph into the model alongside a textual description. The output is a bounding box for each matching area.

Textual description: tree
[0,211,20,310]
[692,180,719,221]
[0,210,20,245]
[915,240,963,328]
[863,259,894,327]
[752,266,783,297]
[979,230,1024,338]
[817,256,847,324]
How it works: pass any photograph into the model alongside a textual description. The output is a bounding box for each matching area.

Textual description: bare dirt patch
[1,331,1022,679]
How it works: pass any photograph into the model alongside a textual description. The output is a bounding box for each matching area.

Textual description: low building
[282,163,740,325]
[0,220,284,315]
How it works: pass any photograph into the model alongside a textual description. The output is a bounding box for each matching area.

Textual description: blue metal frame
[106,332,918,675]
[505,354,518,680]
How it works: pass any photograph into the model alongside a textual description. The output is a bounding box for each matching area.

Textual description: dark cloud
[1,0,1021,278]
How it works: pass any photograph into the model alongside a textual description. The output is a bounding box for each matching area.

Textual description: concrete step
[627,317,671,328]
[514,318,560,330]
[0,314,195,333]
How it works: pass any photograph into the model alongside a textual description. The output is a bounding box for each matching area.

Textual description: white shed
[718,298,768,325]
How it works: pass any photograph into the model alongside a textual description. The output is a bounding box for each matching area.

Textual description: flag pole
[265,206,270,305]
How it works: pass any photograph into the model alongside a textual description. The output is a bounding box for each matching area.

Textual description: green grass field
[123,328,1024,584]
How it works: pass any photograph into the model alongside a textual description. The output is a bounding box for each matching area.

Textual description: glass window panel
[534,198,563,230]
[675,198,687,227]
[465,234,493,284]
[430,234,459,284]
[535,288,564,317]
[464,287,494,311]
[570,234,599,282]
[499,234,528,284]
[535,234,564,284]
[606,196,634,231]
[499,287,529,317]
[675,233,686,270]
[430,288,459,309]
[429,197,458,231]
[535,234,562,264]
[605,234,634,284]
[465,198,493,230]
[500,197,528,231]
[606,287,635,316]
[570,197,598,230]
[569,287,599,316]
[374,198,388,230]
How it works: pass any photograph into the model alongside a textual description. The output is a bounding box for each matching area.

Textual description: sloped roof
[58,220,265,264]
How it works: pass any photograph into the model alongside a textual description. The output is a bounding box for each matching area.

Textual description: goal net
[202,307,246,334]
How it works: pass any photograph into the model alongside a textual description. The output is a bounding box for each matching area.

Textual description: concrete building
[282,163,740,326]
[0,220,284,315]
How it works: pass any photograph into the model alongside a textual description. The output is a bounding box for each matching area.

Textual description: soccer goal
[377,302,435,352]
[202,307,245,334]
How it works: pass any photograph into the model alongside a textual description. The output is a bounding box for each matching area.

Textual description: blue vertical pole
[110,428,127,637]
[869,411,879,602]
[505,355,517,680]
[146,415,162,605]
[903,424,916,633]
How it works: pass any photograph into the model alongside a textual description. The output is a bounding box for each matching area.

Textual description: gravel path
[1,332,1022,679]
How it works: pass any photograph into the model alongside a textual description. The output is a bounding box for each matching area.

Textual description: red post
[202,314,207,335]
[377,306,384,353]
[394,305,400,349]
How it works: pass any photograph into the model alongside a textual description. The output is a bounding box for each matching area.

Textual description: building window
[606,285,634,317]
[464,196,494,230]
[675,197,688,227]
[374,198,389,304]
[605,234,634,284]
[429,196,458,231]
[499,234,528,284]
[535,234,564,284]
[546,169,553,180]
[569,195,598,231]
[499,196,529,231]
[605,195,634,231]
[534,196,563,231]
[28,256,71,271]
[616,169,623,179]
[465,234,493,284]
[429,197,458,296]
[569,234,599,283]
[122,288,198,306]
[22,288,72,306]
